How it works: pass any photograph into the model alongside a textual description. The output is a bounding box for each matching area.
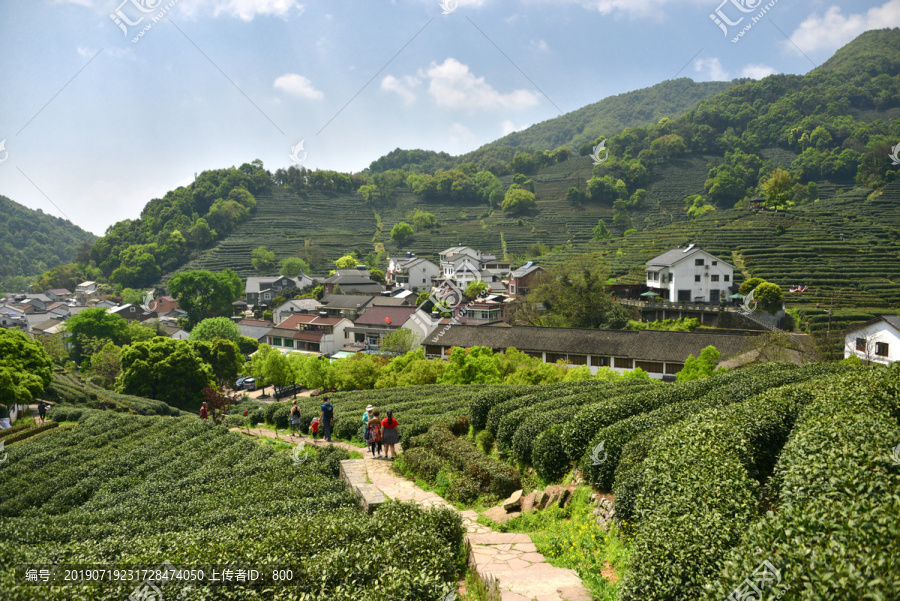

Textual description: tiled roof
[369,296,411,307]
[353,306,417,326]
[424,324,769,363]
[293,330,323,342]
[510,264,544,278]
[239,319,274,327]
[646,247,731,268]
[319,294,373,310]
[277,314,345,328]
[47,288,71,295]
[845,314,900,334]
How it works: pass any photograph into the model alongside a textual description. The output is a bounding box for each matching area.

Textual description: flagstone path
[232,428,590,601]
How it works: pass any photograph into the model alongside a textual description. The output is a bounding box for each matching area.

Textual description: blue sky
[0,0,896,235]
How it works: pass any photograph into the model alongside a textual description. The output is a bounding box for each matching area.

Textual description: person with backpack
[366,410,382,458]
[320,397,334,442]
[380,410,399,461]
[289,400,302,437]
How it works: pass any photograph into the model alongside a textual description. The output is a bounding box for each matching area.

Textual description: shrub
[476,429,495,454]
[532,424,570,482]
[46,406,83,422]
[1,421,58,445]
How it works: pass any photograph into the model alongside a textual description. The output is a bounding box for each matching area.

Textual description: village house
[75,281,99,304]
[109,304,158,323]
[45,288,72,302]
[437,246,510,291]
[236,318,275,343]
[645,245,735,304]
[507,263,546,299]
[273,298,320,323]
[263,313,353,356]
[347,305,419,349]
[322,267,384,295]
[844,315,900,365]
[387,253,440,293]
[422,324,770,380]
[245,274,314,307]
[316,294,375,320]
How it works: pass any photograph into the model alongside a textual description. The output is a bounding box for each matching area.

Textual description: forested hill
[0,194,96,288]
[366,78,737,173]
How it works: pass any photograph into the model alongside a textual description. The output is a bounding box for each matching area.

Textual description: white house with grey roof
[844,315,900,365]
[387,253,440,293]
[245,274,313,307]
[437,246,510,290]
[645,245,734,304]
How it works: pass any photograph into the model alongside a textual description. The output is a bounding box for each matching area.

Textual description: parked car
[310,389,323,397]
[241,377,257,391]
[274,384,302,399]
[234,377,249,390]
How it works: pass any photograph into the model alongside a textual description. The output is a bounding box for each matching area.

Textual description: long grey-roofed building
[422,324,781,379]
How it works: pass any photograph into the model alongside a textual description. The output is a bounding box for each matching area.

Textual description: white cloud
[531,39,549,52]
[211,0,304,21]
[425,58,540,111]
[381,75,420,106]
[553,0,677,19]
[449,123,476,144]
[740,64,776,79]
[501,120,527,135]
[790,1,900,54]
[694,57,728,81]
[274,74,324,100]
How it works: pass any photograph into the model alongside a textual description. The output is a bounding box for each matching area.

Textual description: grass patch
[488,486,629,600]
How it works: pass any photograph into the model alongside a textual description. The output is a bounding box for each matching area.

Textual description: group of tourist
[362,404,399,460]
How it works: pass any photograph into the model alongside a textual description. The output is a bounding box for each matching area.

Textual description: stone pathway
[232,428,591,601]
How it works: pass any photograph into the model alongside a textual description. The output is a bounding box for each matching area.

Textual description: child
[310,417,320,441]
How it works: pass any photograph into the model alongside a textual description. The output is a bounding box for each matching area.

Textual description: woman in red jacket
[381,410,399,461]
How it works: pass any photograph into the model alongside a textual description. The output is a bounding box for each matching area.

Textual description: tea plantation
[0,411,464,601]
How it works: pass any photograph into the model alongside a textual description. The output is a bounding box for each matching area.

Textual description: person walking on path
[366,410,383,458]
[310,417,320,441]
[320,397,334,442]
[381,410,399,461]
[362,404,374,425]
[289,401,303,437]
[37,401,48,423]
[200,402,208,420]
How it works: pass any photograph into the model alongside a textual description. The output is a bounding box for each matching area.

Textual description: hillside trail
[232,427,591,601]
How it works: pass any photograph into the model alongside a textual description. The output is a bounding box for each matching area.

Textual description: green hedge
[618,380,826,601]
[1,421,59,445]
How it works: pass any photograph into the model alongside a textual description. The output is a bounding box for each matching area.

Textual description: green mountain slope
[0,194,96,286]
[366,78,737,173]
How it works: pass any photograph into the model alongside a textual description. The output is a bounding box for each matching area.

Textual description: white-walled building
[387,253,440,293]
[438,246,509,289]
[844,315,900,365]
[645,245,734,304]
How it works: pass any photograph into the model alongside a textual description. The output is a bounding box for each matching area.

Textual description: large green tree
[251,246,276,272]
[0,329,53,405]
[188,317,242,343]
[117,337,214,409]
[191,339,244,388]
[64,307,129,362]
[168,269,242,329]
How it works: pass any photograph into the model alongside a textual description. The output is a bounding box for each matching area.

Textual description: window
[665,362,683,374]
[635,361,664,373]
[525,350,543,359]
[724,275,730,282]
[856,338,867,352]
[567,354,587,365]
[712,261,718,266]
[695,275,701,282]
[273,337,283,346]
[129,307,135,312]
[614,357,632,369]
[546,353,567,364]
[510,285,516,293]
[284,339,294,348]
[876,342,889,357]
[695,258,704,266]
[711,274,720,282]
[590,356,610,367]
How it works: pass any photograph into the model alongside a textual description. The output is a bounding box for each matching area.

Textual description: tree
[189,317,242,343]
[378,328,420,356]
[39,333,69,366]
[251,245,276,272]
[676,345,720,381]
[191,339,244,388]
[200,386,240,425]
[738,277,765,295]
[65,307,129,362]
[335,254,358,269]
[501,186,536,214]
[684,194,716,218]
[523,257,630,329]
[760,168,795,209]
[566,186,586,204]
[592,219,611,241]
[753,282,784,312]
[391,222,415,246]
[465,280,488,299]
[168,269,242,329]
[280,257,311,276]
[117,337,214,410]
[439,346,502,385]
[0,328,53,405]
[88,342,122,389]
[408,209,438,231]
[369,269,386,285]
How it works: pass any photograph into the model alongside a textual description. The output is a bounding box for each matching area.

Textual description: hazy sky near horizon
[0,0,896,235]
